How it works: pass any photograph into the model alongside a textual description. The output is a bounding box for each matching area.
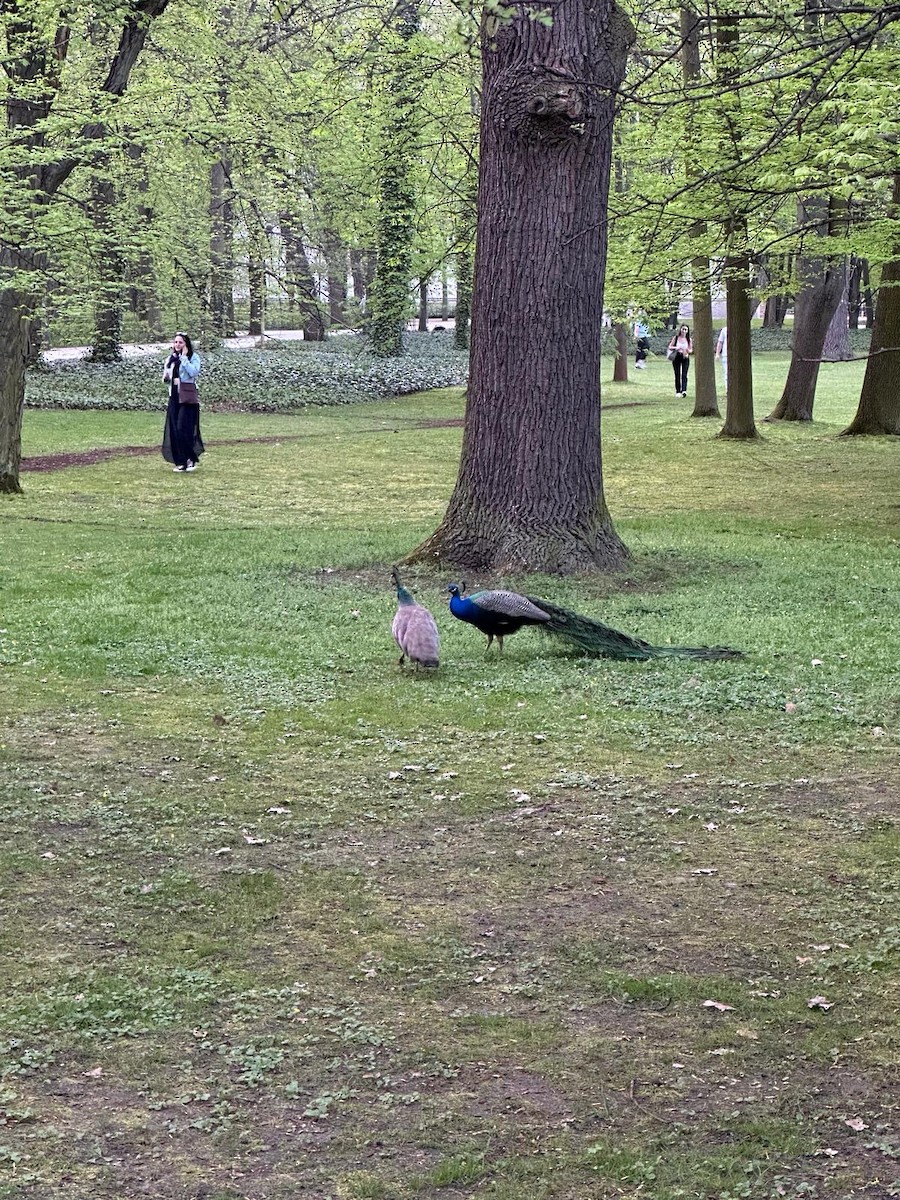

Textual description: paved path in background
[41,321,457,364]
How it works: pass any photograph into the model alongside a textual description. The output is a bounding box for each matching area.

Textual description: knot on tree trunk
[493,68,588,144]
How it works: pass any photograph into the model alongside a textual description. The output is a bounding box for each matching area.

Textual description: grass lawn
[1,352,898,1199]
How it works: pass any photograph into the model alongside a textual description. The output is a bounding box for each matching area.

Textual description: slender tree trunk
[848,255,863,330]
[822,260,851,361]
[716,15,757,440]
[408,0,633,574]
[441,267,450,319]
[681,7,718,418]
[324,231,347,326]
[842,172,900,435]
[247,224,266,338]
[281,214,325,340]
[209,158,235,337]
[418,276,429,330]
[124,142,162,338]
[612,322,628,382]
[454,246,472,350]
[89,168,125,362]
[768,198,845,421]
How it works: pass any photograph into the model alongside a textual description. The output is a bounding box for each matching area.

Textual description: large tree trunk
[408,0,633,575]
[842,172,900,436]
[0,275,31,493]
[718,235,758,439]
[768,198,845,422]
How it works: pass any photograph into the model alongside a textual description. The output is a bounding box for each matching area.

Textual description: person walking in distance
[715,325,728,389]
[667,324,693,397]
[633,314,650,369]
[161,332,205,473]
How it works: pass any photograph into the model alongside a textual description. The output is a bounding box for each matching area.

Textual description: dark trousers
[635,337,650,363]
[672,353,690,393]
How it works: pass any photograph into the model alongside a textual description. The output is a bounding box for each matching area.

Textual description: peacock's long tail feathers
[523,596,743,661]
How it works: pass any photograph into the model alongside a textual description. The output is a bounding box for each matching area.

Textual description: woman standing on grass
[161,332,204,472]
[667,324,693,398]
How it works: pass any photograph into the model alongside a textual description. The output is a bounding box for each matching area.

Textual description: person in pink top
[667,324,693,397]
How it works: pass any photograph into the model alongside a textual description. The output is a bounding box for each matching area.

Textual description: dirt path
[23,404,646,473]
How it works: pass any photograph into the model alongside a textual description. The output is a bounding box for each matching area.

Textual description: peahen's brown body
[391,569,440,669]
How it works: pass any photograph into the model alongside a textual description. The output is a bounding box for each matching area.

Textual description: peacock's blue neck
[449,593,477,620]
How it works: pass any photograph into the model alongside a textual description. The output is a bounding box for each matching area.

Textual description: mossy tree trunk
[408,0,633,575]
[369,1,420,357]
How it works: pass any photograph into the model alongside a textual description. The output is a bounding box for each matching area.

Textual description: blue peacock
[391,568,440,669]
[446,583,742,660]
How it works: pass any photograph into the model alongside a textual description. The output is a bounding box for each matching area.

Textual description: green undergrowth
[1,363,898,1198]
[26,332,469,413]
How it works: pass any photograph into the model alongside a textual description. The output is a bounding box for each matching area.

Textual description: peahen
[391,568,440,669]
[446,584,742,661]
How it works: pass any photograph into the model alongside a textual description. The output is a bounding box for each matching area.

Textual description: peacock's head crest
[447,582,466,598]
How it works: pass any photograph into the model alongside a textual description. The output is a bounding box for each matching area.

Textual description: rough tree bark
[822,259,851,361]
[768,198,845,422]
[842,171,900,436]
[0,0,169,494]
[407,0,634,575]
[718,234,758,439]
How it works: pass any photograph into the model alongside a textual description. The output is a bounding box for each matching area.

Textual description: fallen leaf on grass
[807,995,834,1010]
[703,999,734,1012]
[83,1067,104,1078]
[213,847,232,856]
[692,868,718,875]
[844,1117,868,1132]
[242,830,267,845]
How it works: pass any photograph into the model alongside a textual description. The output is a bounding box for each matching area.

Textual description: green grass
[0,353,898,1199]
